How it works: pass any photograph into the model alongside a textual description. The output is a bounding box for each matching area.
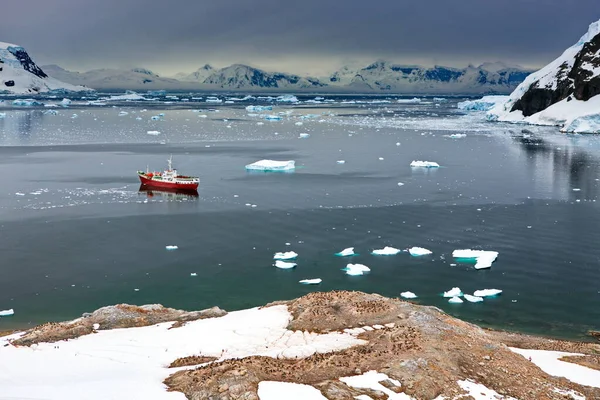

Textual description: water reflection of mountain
[0,111,44,143]
[138,185,199,200]
[513,133,600,201]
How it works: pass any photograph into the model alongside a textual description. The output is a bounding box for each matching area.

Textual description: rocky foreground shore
[2,291,599,399]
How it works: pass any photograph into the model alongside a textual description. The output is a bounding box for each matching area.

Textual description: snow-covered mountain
[488,19,600,133]
[0,42,88,94]
[41,65,188,90]
[173,64,215,82]
[325,61,532,94]
[201,64,326,90]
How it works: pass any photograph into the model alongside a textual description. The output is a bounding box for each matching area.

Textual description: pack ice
[410,161,440,168]
[452,249,499,269]
[245,160,295,172]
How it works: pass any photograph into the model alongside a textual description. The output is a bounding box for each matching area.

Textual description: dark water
[0,94,599,340]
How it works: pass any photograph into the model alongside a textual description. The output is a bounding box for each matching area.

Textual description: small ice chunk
[336,160,345,164]
[448,296,463,304]
[371,246,401,255]
[400,291,417,299]
[444,133,466,138]
[151,115,161,120]
[146,130,161,135]
[378,157,384,160]
[92,323,100,330]
[190,273,197,277]
[464,294,484,303]
[274,260,297,269]
[443,287,463,297]
[246,105,272,112]
[264,115,282,121]
[408,247,432,256]
[335,247,356,257]
[0,309,14,317]
[245,160,295,172]
[119,111,129,116]
[295,122,304,126]
[473,289,503,297]
[573,188,581,191]
[273,251,298,260]
[299,278,322,285]
[397,182,404,186]
[165,245,178,250]
[343,263,370,276]
[299,133,310,138]
[60,98,72,106]
[452,249,499,269]
[410,160,440,168]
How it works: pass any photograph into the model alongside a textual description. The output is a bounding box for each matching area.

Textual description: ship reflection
[138,185,199,199]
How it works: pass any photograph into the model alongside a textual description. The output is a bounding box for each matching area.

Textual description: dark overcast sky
[2,0,599,75]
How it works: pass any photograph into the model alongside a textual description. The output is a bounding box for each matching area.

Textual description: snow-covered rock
[245,160,295,172]
[0,43,89,94]
[487,19,600,133]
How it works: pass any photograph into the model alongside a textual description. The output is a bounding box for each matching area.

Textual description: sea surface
[0,93,599,340]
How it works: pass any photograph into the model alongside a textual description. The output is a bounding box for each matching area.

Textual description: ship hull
[138,174,199,190]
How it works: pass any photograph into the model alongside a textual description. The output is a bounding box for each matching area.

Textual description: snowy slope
[41,65,188,90]
[201,64,326,90]
[487,19,600,132]
[0,42,89,94]
[173,64,215,82]
[326,60,532,94]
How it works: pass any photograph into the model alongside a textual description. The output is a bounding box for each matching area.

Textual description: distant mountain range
[39,61,534,94]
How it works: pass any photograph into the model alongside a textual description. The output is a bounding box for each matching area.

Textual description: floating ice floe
[276,95,298,103]
[107,93,149,101]
[151,115,161,120]
[473,289,503,297]
[146,130,161,135]
[335,247,356,257]
[60,98,72,107]
[0,309,14,317]
[165,245,178,250]
[396,97,421,104]
[119,111,129,116]
[190,273,197,277]
[463,294,484,303]
[444,133,467,138]
[246,105,272,112]
[371,246,401,255]
[448,296,463,304]
[400,291,417,299]
[42,110,58,115]
[410,160,440,168]
[205,96,222,103]
[298,133,310,138]
[295,122,304,126]
[397,182,404,186]
[343,263,370,276]
[452,249,499,269]
[12,99,44,106]
[336,160,345,164]
[245,160,295,172]
[299,278,322,285]
[457,95,508,111]
[0,113,5,119]
[443,287,463,297]
[408,247,432,256]
[264,115,282,121]
[274,260,297,269]
[273,251,298,260]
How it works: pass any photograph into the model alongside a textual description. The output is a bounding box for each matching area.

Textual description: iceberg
[165,245,178,250]
[443,287,463,297]
[273,251,298,260]
[400,291,417,299]
[246,160,295,172]
[335,247,356,257]
[12,99,44,106]
[60,98,72,107]
[276,95,299,103]
[298,133,310,138]
[343,263,370,276]
[448,296,464,304]
[457,96,508,111]
[473,289,503,297]
[274,260,297,269]
[299,278,322,285]
[371,246,401,255]
[464,294,484,303]
[452,249,499,269]
[246,105,272,112]
[410,160,440,168]
[0,309,14,317]
[408,247,432,256]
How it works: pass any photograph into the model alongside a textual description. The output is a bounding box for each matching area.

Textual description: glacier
[457,96,508,111]
[245,160,295,172]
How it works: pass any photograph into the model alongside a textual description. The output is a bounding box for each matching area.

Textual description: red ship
[138,156,199,190]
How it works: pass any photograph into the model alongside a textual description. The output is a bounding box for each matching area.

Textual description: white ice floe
[258,381,327,400]
[452,249,499,270]
[0,309,14,317]
[457,96,508,112]
[205,96,222,103]
[443,287,463,297]
[343,263,371,276]
[408,247,432,256]
[340,370,413,399]
[336,160,345,164]
[396,97,421,104]
[165,245,178,250]
[463,294,484,303]
[298,133,310,138]
[246,105,272,112]
[335,247,356,257]
[510,348,600,389]
[448,296,464,304]
[264,115,282,121]
[276,95,299,103]
[410,160,440,168]
[60,98,72,106]
[457,379,517,400]
[473,289,502,297]
[400,291,417,299]
[246,160,295,172]
[274,260,297,269]
[118,111,129,116]
[273,251,298,260]
[371,246,401,255]
[107,93,148,101]
[299,278,322,285]
[146,130,161,135]
[0,305,365,400]
[190,273,197,277]
[444,133,467,139]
